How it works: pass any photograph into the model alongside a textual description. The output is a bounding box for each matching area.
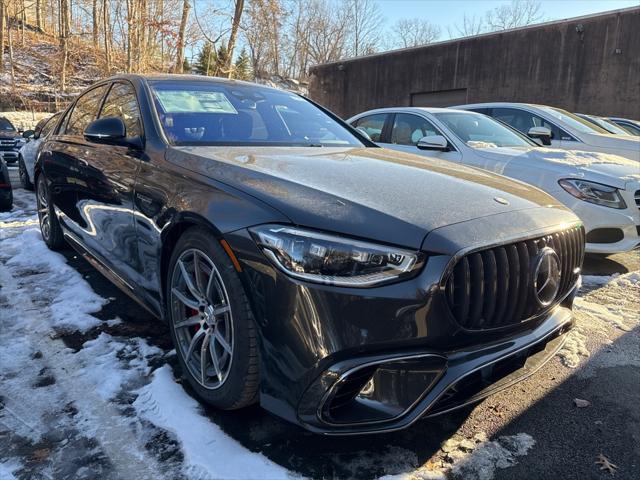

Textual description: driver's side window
[390,113,440,146]
[490,108,570,140]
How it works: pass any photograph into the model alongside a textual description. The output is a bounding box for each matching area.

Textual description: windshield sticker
[155,91,238,114]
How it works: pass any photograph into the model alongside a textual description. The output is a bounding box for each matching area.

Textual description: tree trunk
[103,0,110,73]
[92,0,98,48]
[173,0,189,73]
[35,0,43,31]
[225,0,244,77]
[59,0,69,92]
[8,11,15,89]
[0,1,5,71]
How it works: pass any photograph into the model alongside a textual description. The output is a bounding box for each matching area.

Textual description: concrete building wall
[308,7,640,119]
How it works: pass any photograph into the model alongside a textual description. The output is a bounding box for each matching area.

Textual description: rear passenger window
[352,114,388,142]
[100,83,143,138]
[63,85,109,136]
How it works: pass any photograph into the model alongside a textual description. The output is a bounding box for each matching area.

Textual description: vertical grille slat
[502,244,521,325]
[491,247,510,327]
[453,257,471,325]
[512,242,530,321]
[468,253,485,328]
[480,250,497,327]
[445,226,585,331]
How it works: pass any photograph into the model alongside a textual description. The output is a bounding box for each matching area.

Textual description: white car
[348,107,640,254]
[454,102,640,162]
[17,113,60,190]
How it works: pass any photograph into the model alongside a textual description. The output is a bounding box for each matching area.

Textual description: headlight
[558,179,627,209]
[249,225,425,287]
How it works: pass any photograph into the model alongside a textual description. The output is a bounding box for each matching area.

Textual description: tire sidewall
[166,227,257,409]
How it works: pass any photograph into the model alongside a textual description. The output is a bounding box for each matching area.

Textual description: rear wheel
[18,156,33,190]
[167,227,259,409]
[0,190,12,211]
[36,175,65,250]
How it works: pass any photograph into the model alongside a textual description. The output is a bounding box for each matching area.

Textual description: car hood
[0,131,18,140]
[472,146,640,189]
[168,146,565,249]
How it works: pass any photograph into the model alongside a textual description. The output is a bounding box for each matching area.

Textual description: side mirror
[22,130,35,139]
[417,135,449,151]
[527,126,552,146]
[355,127,372,141]
[84,117,140,148]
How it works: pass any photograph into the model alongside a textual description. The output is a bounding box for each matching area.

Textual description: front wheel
[18,156,33,190]
[167,227,259,410]
[36,175,65,250]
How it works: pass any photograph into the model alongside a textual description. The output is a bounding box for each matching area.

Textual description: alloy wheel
[36,177,51,242]
[170,248,234,390]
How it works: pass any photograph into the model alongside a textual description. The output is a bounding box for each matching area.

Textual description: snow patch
[133,366,291,480]
[380,433,535,480]
[1,227,106,332]
[72,333,163,400]
[558,329,590,368]
[0,460,21,480]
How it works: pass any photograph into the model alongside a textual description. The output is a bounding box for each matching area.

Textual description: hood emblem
[493,197,509,205]
[532,247,561,307]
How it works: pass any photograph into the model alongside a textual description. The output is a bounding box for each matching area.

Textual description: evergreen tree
[182,57,192,74]
[234,48,252,80]
[194,43,217,76]
[215,44,230,77]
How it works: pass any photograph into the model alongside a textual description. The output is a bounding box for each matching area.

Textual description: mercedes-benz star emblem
[532,247,561,307]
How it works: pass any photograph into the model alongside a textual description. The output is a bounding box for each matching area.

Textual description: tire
[166,227,259,410]
[18,156,34,190]
[0,191,12,211]
[36,174,65,250]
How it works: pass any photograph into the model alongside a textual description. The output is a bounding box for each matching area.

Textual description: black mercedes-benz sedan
[35,75,584,434]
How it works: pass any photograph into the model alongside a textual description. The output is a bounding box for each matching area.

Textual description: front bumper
[298,306,573,434]
[225,227,580,435]
[552,188,640,254]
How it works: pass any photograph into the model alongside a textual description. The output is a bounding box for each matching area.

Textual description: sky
[377,0,639,39]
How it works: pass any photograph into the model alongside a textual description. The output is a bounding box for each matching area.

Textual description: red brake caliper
[188,307,200,333]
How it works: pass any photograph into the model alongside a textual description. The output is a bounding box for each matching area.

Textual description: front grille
[0,139,17,151]
[445,226,585,330]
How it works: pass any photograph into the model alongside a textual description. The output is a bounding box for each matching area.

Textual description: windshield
[149,81,365,147]
[538,107,608,134]
[434,112,535,148]
[0,118,16,132]
[588,116,631,135]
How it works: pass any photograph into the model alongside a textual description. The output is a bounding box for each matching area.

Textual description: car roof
[350,106,481,117]
[455,102,550,109]
[104,73,286,93]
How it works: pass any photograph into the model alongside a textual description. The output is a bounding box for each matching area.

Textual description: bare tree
[225,0,244,77]
[486,0,543,30]
[392,18,441,48]
[174,0,190,73]
[448,13,485,38]
[346,0,383,57]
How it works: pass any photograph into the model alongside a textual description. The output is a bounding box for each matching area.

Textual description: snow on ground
[134,366,290,480]
[559,270,640,370]
[381,433,536,480]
